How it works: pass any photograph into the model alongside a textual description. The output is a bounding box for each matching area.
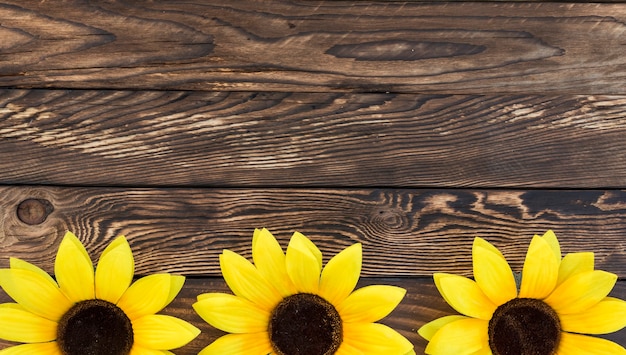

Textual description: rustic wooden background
[1,1,625,353]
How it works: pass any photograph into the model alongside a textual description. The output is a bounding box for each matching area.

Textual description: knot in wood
[17,198,54,225]
[373,208,407,230]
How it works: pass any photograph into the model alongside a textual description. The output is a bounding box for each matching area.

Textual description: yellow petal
[130,344,175,355]
[196,293,212,301]
[342,322,413,354]
[251,228,296,296]
[334,341,365,355]
[545,270,617,315]
[54,231,95,302]
[117,274,174,320]
[198,333,272,355]
[192,293,269,333]
[557,332,626,354]
[541,230,561,261]
[425,318,489,355]
[560,297,626,334]
[319,243,362,305]
[132,314,200,350]
[519,235,560,298]
[472,239,517,306]
[292,232,323,268]
[0,342,62,355]
[0,268,71,321]
[473,237,506,259]
[558,252,594,286]
[434,273,496,320]
[417,315,467,341]
[9,258,56,285]
[0,303,57,342]
[164,275,185,307]
[285,234,322,293]
[338,285,405,323]
[220,249,282,311]
[95,236,134,304]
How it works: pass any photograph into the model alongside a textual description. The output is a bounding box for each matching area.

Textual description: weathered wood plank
[2,90,626,188]
[1,278,624,353]
[2,186,625,277]
[0,1,625,94]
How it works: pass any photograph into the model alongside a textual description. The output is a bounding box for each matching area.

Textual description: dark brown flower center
[269,293,343,355]
[488,298,561,355]
[57,299,134,355]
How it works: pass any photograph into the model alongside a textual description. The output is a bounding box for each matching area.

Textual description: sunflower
[418,230,626,355]
[193,228,414,355]
[0,231,200,355]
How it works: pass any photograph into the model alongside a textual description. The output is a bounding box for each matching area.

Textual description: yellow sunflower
[0,231,200,355]
[193,228,414,355]
[418,230,626,355]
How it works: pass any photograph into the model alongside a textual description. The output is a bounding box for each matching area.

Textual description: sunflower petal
[95,236,134,304]
[54,231,95,302]
[9,258,56,285]
[130,344,175,355]
[251,228,295,296]
[117,274,173,320]
[164,275,185,307]
[541,230,561,261]
[292,232,322,268]
[545,270,617,315]
[0,342,62,355]
[220,250,282,311]
[132,314,200,350]
[560,297,626,334]
[198,333,272,355]
[319,243,362,305]
[0,268,71,321]
[417,315,467,341]
[285,234,322,293]
[472,239,517,305]
[473,237,506,258]
[192,293,269,333]
[434,273,496,320]
[558,252,594,286]
[0,303,57,342]
[557,332,626,354]
[425,318,489,355]
[519,235,560,299]
[342,322,413,354]
[433,273,460,307]
[334,341,365,355]
[338,285,405,323]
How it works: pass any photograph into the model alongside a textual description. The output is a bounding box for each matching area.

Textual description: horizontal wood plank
[0,1,625,94]
[1,186,626,277]
[2,90,626,188]
[1,277,624,353]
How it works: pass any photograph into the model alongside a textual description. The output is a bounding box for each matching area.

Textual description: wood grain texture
[1,277,625,353]
[0,1,625,94]
[2,90,626,188]
[1,186,625,277]
[1,0,625,352]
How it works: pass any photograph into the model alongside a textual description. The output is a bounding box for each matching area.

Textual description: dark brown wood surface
[0,1,625,94]
[2,90,626,188]
[0,186,625,277]
[1,0,626,353]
